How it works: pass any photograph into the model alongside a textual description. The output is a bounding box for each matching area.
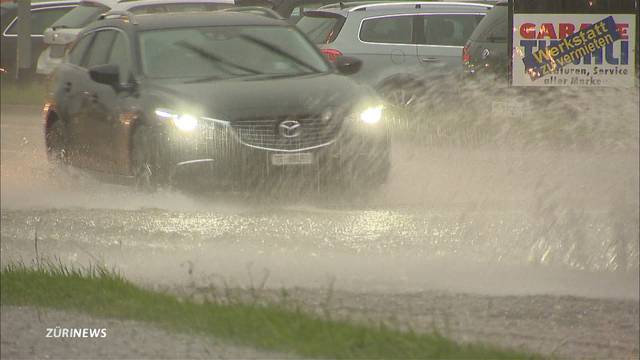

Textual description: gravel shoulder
[182,287,639,360]
[1,306,291,360]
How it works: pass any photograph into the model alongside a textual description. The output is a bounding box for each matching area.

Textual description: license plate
[271,153,313,166]
[491,100,525,118]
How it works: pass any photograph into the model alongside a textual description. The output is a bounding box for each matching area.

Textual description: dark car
[271,0,347,22]
[44,10,391,191]
[461,1,507,87]
[0,0,77,77]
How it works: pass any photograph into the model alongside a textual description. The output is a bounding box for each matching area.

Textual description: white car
[36,0,236,75]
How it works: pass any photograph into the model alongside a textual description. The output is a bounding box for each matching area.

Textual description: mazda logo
[278,120,301,138]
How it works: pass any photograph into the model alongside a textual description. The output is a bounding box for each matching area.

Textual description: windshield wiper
[236,72,316,81]
[183,75,225,84]
[175,40,263,76]
[237,34,322,74]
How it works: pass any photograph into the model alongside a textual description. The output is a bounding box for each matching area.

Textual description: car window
[108,32,131,83]
[359,15,413,44]
[422,14,484,47]
[4,7,72,35]
[51,3,108,28]
[296,13,346,44]
[289,1,332,19]
[84,30,116,68]
[67,32,94,66]
[128,3,233,14]
[469,4,507,42]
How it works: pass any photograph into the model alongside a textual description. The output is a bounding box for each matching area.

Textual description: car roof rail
[318,1,381,10]
[220,6,283,19]
[98,10,138,24]
[348,1,492,11]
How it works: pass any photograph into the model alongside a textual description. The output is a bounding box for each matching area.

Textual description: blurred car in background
[461,1,507,88]
[36,0,240,75]
[1,0,77,77]
[44,10,391,191]
[272,0,343,22]
[296,1,491,109]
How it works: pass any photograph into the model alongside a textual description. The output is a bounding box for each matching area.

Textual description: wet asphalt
[1,104,638,298]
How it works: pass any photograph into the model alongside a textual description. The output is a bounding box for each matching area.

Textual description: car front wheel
[131,126,169,192]
[45,119,68,164]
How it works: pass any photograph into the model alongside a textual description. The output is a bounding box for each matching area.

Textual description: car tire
[341,151,391,192]
[378,81,421,129]
[363,153,391,187]
[131,126,167,192]
[45,118,68,164]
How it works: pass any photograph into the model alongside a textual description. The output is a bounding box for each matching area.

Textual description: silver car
[36,0,236,75]
[296,1,492,106]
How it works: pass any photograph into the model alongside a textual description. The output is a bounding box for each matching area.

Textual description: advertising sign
[512,13,636,87]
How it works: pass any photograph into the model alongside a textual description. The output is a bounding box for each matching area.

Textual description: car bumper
[161,119,390,185]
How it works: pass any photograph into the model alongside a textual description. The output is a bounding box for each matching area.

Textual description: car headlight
[155,108,198,132]
[173,114,198,132]
[360,105,384,125]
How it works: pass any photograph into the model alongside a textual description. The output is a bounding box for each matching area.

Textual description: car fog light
[360,106,383,124]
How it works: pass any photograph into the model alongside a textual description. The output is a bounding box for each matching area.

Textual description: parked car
[283,0,499,22]
[296,1,492,108]
[461,1,507,88]
[36,0,238,75]
[0,0,77,77]
[44,10,391,191]
[271,0,347,22]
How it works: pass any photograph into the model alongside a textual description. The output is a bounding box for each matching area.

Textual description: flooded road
[1,104,638,358]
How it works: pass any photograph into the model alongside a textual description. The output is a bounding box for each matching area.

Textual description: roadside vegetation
[1,263,541,359]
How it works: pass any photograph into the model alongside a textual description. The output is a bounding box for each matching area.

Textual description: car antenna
[339,2,345,9]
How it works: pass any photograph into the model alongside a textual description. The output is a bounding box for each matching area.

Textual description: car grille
[230,114,341,151]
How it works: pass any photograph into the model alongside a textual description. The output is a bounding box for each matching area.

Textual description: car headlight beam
[360,105,383,125]
[173,114,198,132]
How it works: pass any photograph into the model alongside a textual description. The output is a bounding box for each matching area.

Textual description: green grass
[1,263,541,359]
[0,79,46,106]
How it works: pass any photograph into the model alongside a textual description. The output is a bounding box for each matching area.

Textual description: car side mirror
[335,56,362,75]
[89,64,121,89]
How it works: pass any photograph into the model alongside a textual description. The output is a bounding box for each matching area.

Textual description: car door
[54,31,94,166]
[96,29,136,175]
[70,29,117,171]
[416,13,484,79]
[354,14,421,85]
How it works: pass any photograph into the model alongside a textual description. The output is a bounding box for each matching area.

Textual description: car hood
[145,72,374,121]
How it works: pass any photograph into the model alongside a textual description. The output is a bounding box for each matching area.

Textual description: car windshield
[139,25,331,80]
